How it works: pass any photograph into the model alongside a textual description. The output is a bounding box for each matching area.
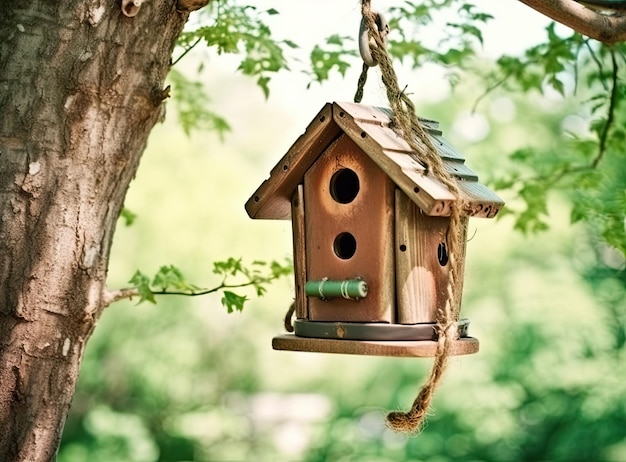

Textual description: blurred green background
[58,2,626,461]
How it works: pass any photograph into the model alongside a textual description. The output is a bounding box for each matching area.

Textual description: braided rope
[358,0,467,434]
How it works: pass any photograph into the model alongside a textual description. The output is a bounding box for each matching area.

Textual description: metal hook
[358,10,389,67]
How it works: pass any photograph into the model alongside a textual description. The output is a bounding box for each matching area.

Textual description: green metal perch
[305,278,368,300]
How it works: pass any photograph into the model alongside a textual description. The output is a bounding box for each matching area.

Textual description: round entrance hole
[330,168,360,204]
[334,232,357,260]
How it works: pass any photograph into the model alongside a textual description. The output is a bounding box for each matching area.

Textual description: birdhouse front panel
[303,134,396,323]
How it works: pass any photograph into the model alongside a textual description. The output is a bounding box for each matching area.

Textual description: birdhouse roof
[246,101,504,220]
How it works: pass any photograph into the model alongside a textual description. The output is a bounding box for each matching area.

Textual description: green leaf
[119,208,137,227]
[570,201,589,224]
[129,271,156,304]
[308,35,356,84]
[213,257,244,277]
[151,265,201,292]
[221,291,248,313]
[270,259,293,278]
[283,39,298,49]
[257,76,270,99]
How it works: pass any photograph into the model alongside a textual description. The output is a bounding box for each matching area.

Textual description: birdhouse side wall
[291,185,308,320]
[303,134,395,323]
[395,189,468,324]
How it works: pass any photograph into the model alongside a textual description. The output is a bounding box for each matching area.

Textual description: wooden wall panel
[304,134,395,323]
[395,189,468,324]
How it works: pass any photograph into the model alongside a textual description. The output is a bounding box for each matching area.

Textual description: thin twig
[103,278,277,308]
[584,39,608,90]
[471,71,512,114]
[593,49,618,169]
[171,36,202,67]
[573,41,583,95]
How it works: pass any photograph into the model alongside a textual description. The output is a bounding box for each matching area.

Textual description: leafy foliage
[170,0,626,259]
[484,29,626,254]
[300,1,495,87]
[176,2,295,98]
[308,34,357,85]
[494,23,583,95]
[128,259,292,312]
[212,257,292,312]
[387,1,493,82]
[167,69,231,137]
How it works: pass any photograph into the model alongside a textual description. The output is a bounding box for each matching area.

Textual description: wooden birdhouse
[246,102,504,357]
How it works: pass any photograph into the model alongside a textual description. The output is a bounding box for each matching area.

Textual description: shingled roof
[245,101,504,220]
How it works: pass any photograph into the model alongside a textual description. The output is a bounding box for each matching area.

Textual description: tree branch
[103,279,277,308]
[103,288,140,307]
[519,0,626,45]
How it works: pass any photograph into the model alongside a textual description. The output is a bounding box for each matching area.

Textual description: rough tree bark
[0,1,205,460]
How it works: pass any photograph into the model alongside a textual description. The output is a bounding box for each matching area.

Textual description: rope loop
[358,9,389,67]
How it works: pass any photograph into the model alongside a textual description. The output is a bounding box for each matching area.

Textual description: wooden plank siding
[395,189,469,324]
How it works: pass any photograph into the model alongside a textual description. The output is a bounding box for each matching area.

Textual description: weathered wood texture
[246,102,504,221]
[395,190,468,324]
[291,185,308,319]
[272,334,479,357]
[245,104,342,219]
[304,135,395,323]
[0,2,189,460]
[333,101,503,217]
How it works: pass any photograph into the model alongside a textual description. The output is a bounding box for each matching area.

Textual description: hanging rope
[284,301,295,332]
[357,0,468,434]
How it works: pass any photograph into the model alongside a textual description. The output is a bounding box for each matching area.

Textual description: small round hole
[282,164,289,171]
[320,116,326,122]
[339,111,345,117]
[414,187,420,193]
[437,242,449,266]
[254,195,260,203]
[399,244,407,252]
[330,168,360,204]
[360,131,367,138]
[334,232,357,260]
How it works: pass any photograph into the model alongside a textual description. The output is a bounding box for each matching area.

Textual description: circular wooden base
[272,334,479,358]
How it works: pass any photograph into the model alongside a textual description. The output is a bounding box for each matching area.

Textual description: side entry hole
[437,242,449,266]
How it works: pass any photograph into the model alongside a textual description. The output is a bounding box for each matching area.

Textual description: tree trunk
[0,1,191,460]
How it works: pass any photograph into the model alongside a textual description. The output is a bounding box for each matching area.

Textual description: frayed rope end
[385,408,428,434]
